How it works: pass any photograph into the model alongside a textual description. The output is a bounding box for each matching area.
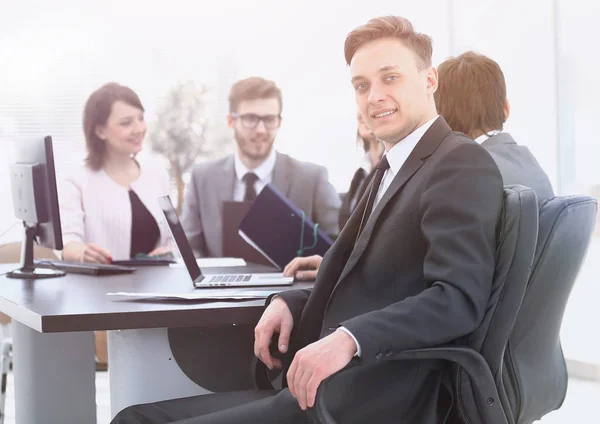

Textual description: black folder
[222,201,273,267]
[238,184,333,269]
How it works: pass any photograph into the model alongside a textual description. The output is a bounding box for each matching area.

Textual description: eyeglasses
[231,113,281,129]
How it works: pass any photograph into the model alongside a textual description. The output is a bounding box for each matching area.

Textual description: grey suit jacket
[482,133,554,203]
[181,151,341,257]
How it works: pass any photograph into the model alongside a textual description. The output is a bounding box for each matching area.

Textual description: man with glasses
[181,77,341,257]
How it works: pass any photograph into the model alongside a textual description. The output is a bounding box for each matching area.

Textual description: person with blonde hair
[286,52,558,281]
[113,16,503,424]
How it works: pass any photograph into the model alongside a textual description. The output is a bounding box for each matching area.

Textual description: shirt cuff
[337,326,361,357]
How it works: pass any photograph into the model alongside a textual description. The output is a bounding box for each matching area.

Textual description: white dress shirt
[374,116,439,209]
[339,115,439,356]
[232,148,277,201]
[474,130,501,144]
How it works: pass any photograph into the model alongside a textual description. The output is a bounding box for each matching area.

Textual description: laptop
[158,195,294,288]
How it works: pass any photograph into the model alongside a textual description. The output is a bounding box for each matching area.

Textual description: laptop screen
[158,195,202,282]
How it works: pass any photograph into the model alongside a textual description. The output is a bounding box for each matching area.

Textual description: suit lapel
[295,202,362,348]
[271,152,292,197]
[334,117,452,286]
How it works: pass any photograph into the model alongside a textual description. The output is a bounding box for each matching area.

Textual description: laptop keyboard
[208,274,253,283]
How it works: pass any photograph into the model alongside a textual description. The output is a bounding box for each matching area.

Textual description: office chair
[254,185,538,422]
[0,242,58,424]
[309,193,597,424]
[501,195,597,423]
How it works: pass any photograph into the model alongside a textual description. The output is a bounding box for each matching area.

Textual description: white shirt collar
[474,130,501,144]
[384,115,439,176]
[234,148,277,182]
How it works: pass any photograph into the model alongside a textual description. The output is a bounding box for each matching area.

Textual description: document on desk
[169,257,247,269]
[106,289,272,300]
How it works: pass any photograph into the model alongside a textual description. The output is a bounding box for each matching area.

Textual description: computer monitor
[7,135,65,279]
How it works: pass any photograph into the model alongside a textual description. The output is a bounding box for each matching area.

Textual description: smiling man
[113,16,503,424]
[180,77,341,257]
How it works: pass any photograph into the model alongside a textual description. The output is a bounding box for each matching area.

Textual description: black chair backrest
[457,185,539,424]
[501,195,597,424]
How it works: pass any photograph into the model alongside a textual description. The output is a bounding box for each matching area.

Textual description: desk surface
[0,263,311,333]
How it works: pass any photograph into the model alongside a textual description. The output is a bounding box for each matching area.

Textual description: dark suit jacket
[482,132,554,203]
[278,117,504,422]
[181,152,341,257]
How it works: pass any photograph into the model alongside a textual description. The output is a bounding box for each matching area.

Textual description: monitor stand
[6,224,65,279]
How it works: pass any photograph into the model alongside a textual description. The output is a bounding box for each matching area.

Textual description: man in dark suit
[435,51,554,203]
[112,16,503,424]
[287,52,557,280]
[181,77,341,257]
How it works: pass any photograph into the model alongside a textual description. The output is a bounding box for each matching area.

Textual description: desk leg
[108,328,210,418]
[12,322,96,424]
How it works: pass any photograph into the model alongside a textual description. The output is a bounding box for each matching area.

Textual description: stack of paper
[107,289,273,300]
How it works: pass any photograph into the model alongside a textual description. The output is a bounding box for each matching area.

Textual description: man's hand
[287,329,357,410]
[254,297,294,370]
[283,255,323,280]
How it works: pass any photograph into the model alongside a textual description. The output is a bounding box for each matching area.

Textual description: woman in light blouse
[60,82,171,263]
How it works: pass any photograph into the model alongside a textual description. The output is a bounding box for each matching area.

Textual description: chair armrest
[309,347,508,424]
[252,356,276,390]
[251,336,291,390]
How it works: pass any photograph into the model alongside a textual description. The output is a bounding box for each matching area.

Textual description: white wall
[0,0,450,240]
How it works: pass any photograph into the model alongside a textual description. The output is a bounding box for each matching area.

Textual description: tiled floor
[2,371,599,423]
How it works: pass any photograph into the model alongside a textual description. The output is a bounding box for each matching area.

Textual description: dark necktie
[243,172,259,202]
[357,155,390,237]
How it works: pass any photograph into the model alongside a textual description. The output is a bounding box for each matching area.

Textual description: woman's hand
[63,241,113,264]
[147,246,172,257]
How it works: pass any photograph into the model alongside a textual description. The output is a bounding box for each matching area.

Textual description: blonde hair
[344,16,433,69]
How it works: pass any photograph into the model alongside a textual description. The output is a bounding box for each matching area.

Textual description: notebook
[238,184,334,270]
